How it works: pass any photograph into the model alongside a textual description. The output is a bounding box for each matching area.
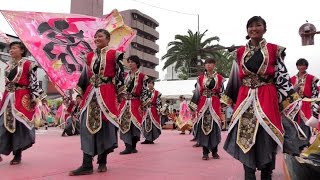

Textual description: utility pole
[197,14,200,34]
[196,14,202,77]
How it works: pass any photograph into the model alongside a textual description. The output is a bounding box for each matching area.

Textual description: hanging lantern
[299,22,317,46]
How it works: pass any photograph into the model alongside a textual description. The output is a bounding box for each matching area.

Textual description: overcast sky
[1,0,320,80]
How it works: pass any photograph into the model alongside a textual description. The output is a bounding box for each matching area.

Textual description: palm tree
[205,48,235,78]
[161,29,220,78]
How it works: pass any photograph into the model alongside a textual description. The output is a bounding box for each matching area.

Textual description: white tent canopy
[155,80,196,99]
[155,79,229,99]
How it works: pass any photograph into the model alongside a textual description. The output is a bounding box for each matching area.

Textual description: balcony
[129,48,159,65]
[131,21,159,40]
[140,66,159,79]
[133,36,159,52]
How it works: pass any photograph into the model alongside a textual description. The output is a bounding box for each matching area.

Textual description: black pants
[243,161,274,180]
[97,151,107,165]
[13,149,22,159]
[82,150,108,169]
[202,146,218,155]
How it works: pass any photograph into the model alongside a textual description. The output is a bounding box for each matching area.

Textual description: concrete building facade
[70,0,103,17]
[164,63,181,80]
[119,9,160,79]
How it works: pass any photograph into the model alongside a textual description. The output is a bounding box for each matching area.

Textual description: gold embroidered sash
[144,115,152,133]
[201,109,214,135]
[236,105,259,153]
[4,103,15,133]
[86,96,102,134]
[120,106,131,134]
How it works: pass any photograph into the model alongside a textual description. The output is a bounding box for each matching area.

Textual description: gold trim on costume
[4,103,15,133]
[280,92,300,111]
[96,88,119,124]
[236,105,259,153]
[201,109,214,135]
[144,114,152,133]
[74,85,83,95]
[86,96,102,134]
[119,105,132,134]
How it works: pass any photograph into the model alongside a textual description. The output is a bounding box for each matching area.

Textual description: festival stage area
[0,128,284,180]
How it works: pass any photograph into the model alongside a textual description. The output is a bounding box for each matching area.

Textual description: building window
[132,13,138,19]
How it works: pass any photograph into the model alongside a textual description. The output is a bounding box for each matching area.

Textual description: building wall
[119,9,160,79]
[164,63,181,80]
[70,0,103,17]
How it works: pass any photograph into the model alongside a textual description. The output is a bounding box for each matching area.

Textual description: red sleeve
[86,52,94,66]
[236,46,245,65]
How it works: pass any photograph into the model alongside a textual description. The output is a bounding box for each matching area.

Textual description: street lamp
[299,21,320,46]
[197,55,201,65]
[196,55,203,76]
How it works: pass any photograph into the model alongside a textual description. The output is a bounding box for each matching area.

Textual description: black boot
[212,146,220,159]
[69,153,93,176]
[120,143,133,155]
[202,146,209,160]
[261,162,273,180]
[243,164,256,180]
[132,138,139,153]
[61,130,66,137]
[141,140,154,144]
[97,151,107,173]
[10,149,22,165]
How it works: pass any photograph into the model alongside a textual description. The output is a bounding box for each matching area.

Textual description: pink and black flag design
[0,29,10,43]
[1,9,136,95]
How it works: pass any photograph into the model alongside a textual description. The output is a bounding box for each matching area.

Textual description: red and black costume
[74,46,124,168]
[59,101,75,127]
[0,59,45,159]
[223,39,301,173]
[119,70,148,152]
[141,88,162,143]
[189,72,224,158]
[62,100,81,136]
[286,73,319,152]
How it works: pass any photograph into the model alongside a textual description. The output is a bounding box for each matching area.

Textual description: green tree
[208,49,234,78]
[161,29,219,77]
[162,30,234,79]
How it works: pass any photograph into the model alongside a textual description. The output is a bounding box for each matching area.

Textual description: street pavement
[0,128,285,180]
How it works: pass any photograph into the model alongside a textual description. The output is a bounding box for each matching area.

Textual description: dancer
[119,55,148,154]
[141,80,162,144]
[160,100,170,127]
[0,41,46,165]
[176,95,193,134]
[223,16,301,180]
[289,58,319,150]
[70,29,124,175]
[189,58,224,160]
[61,95,81,136]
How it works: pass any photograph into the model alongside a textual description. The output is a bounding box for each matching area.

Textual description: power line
[130,0,198,16]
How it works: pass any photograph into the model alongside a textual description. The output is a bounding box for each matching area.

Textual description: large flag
[1,9,136,95]
[0,29,10,43]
